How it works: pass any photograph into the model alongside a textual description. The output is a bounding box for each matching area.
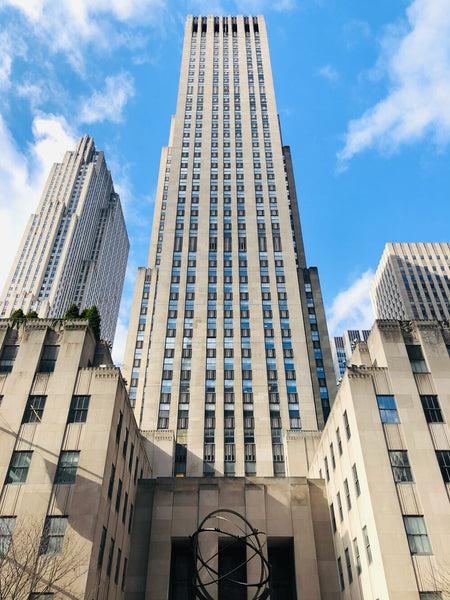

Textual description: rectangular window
[389,450,413,483]
[406,344,428,373]
[5,451,32,484]
[38,345,59,373]
[330,443,336,469]
[40,516,67,554]
[403,516,432,554]
[22,395,46,423]
[337,492,343,522]
[114,547,122,584]
[344,410,351,439]
[28,594,54,599]
[352,463,361,496]
[436,450,450,484]
[324,456,329,482]
[0,516,16,556]
[0,345,18,372]
[420,395,444,423]
[337,556,345,590]
[353,538,361,574]
[67,395,90,423]
[128,504,134,534]
[122,492,128,524]
[122,557,128,591]
[108,464,115,498]
[330,503,336,533]
[116,411,123,443]
[98,526,107,566]
[362,526,372,564]
[54,451,80,484]
[116,479,122,512]
[344,479,352,509]
[345,547,353,584]
[376,395,399,423]
[336,427,342,455]
[107,538,115,576]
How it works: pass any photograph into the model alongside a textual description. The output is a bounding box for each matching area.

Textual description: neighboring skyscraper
[310,320,450,600]
[123,15,335,479]
[0,135,129,343]
[371,242,450,321]
[331,329,371,381]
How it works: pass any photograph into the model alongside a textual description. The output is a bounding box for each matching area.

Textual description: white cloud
[338,0,450,164]
[326,270,375,336]
[319,64,339,82]
[0,113,77,291]
[79,72,135,124]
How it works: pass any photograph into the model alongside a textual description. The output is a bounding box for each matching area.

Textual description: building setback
[123,14,335,481]
[0,135,129,344]
[309,320,450,600]
[371,242,450,322]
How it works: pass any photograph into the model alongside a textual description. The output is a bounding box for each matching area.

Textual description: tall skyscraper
[123,15,335,479]
[330,329,371,381]
[0,135,129,343]
[371,242,450,321]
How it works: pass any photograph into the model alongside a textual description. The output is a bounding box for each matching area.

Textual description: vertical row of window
[129,280,151,406]
[336,526,371,591]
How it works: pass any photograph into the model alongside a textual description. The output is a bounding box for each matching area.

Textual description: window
[324,456,329,481]
[115,547,122,584]
[22,395,46,423]
[420,395,444,423]
[116,411,123,443]
[419,594,443,600]
[403,516,432,554]
[436,450,450,483]
[38,345,59,373]
[67,395,90,423]
[353,538,361,574]
[123,428,129,458]
[376,395,399,423]
[406,344,428,373]
[362,526,372,563]
[345,547,353,584]
[337,556,345,590]
[330,443,336,469]
[330,503,336,533]
[116,479,122,512]
[0,345,18,372]
[107,538,115,576]
[5,451,32,484]
[344,410,351,439]
[55,451,79,484]
[98,526,107,566]
[389,450,413,483]
[352,463,361,496]
[28,594,54,599]
[0,516,15,555]
[122,492,128,523]
[344,479,352,509]
[337,492,343,521]
[108,464,116,498]
[40,516,67,554]
[122,557,128,591]
[336,427,342,455]
[128,504,134,534]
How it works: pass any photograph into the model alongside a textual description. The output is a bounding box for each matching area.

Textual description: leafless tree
[0,516,87,599]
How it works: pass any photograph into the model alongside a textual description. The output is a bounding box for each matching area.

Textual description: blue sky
[0,0,449,362]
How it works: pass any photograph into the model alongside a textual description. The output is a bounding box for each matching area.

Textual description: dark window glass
[38,345,59,373]
[22,395,46,423]
[420,395,444,423]
[376,395,399,423]
[54,451,79,484]
[0,345,18,372]
[40,516,67,554]
[5,451,32,484]
[436,450,450,483]
[389,450,413,483]
[67,395,90,423]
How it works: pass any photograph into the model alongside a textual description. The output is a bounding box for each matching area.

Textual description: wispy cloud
[319,64,339,82]
[79,72,135,124]
[338,0,450,165]
[326,270,375,336]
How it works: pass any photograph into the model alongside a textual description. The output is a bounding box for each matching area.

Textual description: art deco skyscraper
[124,15,335,478]
[0,135,129,343]
[371,242,450,321]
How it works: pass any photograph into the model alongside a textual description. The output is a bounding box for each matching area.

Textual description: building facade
[123,14,335,481]
[330,329,371,381]
[371,243,450,322]
[0,135,129,343]
[309,320,450,600]
[0,319,151,599]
